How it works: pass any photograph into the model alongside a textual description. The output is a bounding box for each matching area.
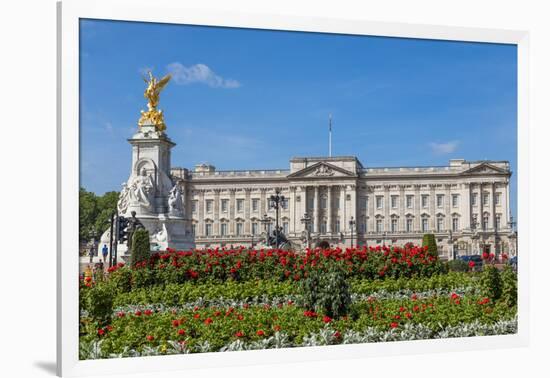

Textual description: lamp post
[269,189,285,248]
[508,215,518,256]
[260,213,271,245]
[349,216,356,248]
[301,212,312,249]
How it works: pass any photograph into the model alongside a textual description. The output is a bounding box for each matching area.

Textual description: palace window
[471,193,478,206]
[376,219,383,233]
[321,196,327,209]
[452,194,459,208]
[391,195,398,209]
[281,198,289,210]
[236,222,243,236]
[221,199,228,212]
[436,194,444,208]
[335,218,341,233]
[192,200,197,213]
[335,197,340,209]
[495,214,501,230]
[406,218,413,233]
[283,222,289,234]
[359,220,365,233]
[437,217,444,232]
[406,195,414,209]
[376,196,384,209]
[220,223,228,236]
[421,195,429,209]
[484,215,490,230]
[236,199,244,212]
[205,223,212,236]
[422,218,429,232]
[471,214,478,229]
[452,217,459,232]
[192,224,196,235]
[252,222,259,235]
[206,200,213,213]
[483,193,490,206]
[320,221,327,234]
[495,193,502,205]
[391,219,398,233]
[307,197,314,209]
[252,198,259,212]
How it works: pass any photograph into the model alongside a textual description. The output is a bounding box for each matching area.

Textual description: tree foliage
[422,234,438,258]
[79,187,119,242]
[131,229,151,268]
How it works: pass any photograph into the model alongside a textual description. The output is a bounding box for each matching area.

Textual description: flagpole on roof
[329,114,332,157]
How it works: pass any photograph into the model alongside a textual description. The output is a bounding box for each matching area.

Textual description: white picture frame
[57,1,530,376]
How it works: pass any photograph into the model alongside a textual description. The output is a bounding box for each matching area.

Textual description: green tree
[422,234,438,258]
[79,188,119,242]
[131,228,151,268]
[79,188,98,241]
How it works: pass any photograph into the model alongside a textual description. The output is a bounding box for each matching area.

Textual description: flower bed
[80,291,515,359]
[79,246,517,360]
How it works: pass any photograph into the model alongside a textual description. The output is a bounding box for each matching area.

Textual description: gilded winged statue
[143,71,171,110]
[138,71,172,133]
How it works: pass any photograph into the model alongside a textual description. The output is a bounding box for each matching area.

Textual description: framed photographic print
[58,1,529,376]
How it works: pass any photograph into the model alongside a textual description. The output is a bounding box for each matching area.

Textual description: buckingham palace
[114,73,516,260]
[168,155,515,259]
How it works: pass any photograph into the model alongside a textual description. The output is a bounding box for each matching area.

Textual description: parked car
[458,255,483,270]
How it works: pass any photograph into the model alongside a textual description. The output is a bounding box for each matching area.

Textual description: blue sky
[80,19,517,217]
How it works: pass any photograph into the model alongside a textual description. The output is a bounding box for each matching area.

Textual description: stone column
[429,184,436,231]
[414,184,421,231]
[198,190,205,237]
[244,188,252,234]
[327,186,333,233]
[213,189,221,235]
[368,187,374,234]
[399,185,405,231]
[464,183,471,231]
[383,185,390,232]
[313,186,319,233]
[289,186,296,234]
[491,182,496,230]
[229,189,236,235]
[260,188,267,217]
[445,184,451,231]
[340,185,346,234]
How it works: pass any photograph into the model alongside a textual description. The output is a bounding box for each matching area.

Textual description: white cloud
[166,62,241,89]
[429,140,459,154]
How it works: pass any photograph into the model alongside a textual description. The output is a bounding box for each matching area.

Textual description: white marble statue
[168,184,184,216]
[152,223,169,250]
[129,168,155,210]
[117,182,130,214]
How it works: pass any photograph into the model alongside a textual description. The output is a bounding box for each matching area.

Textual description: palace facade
[170,156,516,260]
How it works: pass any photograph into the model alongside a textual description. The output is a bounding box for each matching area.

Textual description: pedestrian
[102,244,109,264]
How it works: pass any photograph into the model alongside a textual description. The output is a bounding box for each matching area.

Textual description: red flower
[134,310,142,316]
[204,317,213,325]
[323,315,332,323]
[117,311,125,318]
[97,328,105,336]
[468,261,475,269]
[334,331,341,339]
[451,293,460,300]
[106,325,113,331]
[399,306,406,312]
[274,325,281,331]
[405,312,412,319]
[146,335,154,341]
[482,252,490,260]
[394,315,401,320]
[454,299,461,305]
[144,309,153,316]
[193,313,200,319]
[411,294,418,301]
[256,329,265,336]
[172,319,180,327]
[235,331,244,338]
[177,329,186,336]
[390,322,399,329]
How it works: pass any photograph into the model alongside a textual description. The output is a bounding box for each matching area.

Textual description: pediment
[287,162,356,179]
[462,162,508,175]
